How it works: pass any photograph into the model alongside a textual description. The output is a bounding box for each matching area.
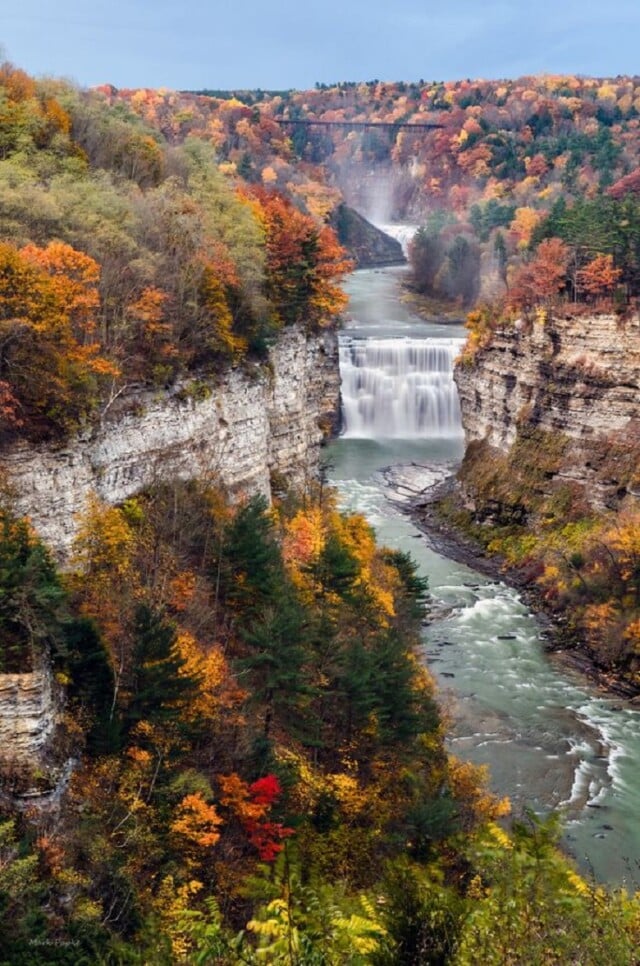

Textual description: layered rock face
[454,313,640,510]
[0,668,56,763]
[1,326,340,559]
[329,205,405,267]
[0,327,338,767]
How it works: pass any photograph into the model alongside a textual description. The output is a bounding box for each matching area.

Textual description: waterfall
[339,336,465,438]
[374,223,419,256]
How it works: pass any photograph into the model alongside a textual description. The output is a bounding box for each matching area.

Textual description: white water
[374,222,420,255]
[340,337,464,438]
[329,266,640,887]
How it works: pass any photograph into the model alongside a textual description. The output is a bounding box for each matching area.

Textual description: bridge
[274,119,443,132]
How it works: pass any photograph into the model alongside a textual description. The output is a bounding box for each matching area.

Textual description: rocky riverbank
[383,461,640,703]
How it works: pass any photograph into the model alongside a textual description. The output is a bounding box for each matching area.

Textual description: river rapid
[326,264,640,887]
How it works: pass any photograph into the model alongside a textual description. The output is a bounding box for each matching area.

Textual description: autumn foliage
[3,59,640,962]
[1,475,638,960]
[507,237,570,315]
[0,63,353,440]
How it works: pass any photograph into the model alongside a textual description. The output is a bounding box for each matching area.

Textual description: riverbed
[326,265,640,887]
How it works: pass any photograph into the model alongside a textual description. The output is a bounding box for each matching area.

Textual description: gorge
[5,60,640,958]
[0,328,339,561]
[329,264,640,887]
[5,242,640,887]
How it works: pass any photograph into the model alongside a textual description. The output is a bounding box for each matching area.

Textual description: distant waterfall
[340,336,464,438]
[375,223,419,256]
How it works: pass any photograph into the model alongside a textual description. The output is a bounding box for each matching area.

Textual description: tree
[439,235,481,306]
[507,237,570,316]
[0,242,117,438]
[409,227,444,295]
[247,187,351,329]
[0,509,65,672]
[218,495,286,620]
[493,231,508,285]
[239,592,311,740]
[63,617,118,755]
[124,604,201,738]
[577,253,621,301]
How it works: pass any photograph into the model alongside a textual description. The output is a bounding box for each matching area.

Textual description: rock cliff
[329,204,405,267]
[0,325,339,768]
[1,327,339,560]
[454,313,640,510]
[0,667,56,762]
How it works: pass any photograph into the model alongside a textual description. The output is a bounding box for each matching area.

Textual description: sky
[3,0,640,92]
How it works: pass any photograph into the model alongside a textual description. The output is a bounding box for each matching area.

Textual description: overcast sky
[3,0,639,91]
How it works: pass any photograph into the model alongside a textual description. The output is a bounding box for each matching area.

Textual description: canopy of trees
[2,480,639,962]
[0,63,352,440]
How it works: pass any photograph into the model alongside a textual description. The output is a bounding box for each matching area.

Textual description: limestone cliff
[454,313,640,512]
[0,326,338,771]
[1,326,339,560]
[0,667,56,762]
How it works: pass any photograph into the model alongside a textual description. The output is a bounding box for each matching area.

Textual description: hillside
[2,61,640,962]
[0,64,351,445]
[99,75,640,310]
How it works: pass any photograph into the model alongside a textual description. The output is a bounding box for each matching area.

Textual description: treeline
[2,484,640,963]
[455,191,640,367]
[90,71,640,317]
[0,63,351,441]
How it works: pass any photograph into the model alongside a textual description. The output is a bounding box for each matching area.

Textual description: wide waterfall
[339,336,465,438]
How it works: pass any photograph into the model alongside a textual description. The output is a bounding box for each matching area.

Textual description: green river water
[327,265,640,886]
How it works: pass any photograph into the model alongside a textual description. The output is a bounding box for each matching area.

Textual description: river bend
[327,265,640,886]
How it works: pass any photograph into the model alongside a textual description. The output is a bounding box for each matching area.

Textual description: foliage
[0,510,66,672]
[0,64,353,440]
[453,430,640,681]
[4,60,640,961]
[1,472,639,959]
[409,226,480,308]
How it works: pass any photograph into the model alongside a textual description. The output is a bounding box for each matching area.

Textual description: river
[326,264,640,887]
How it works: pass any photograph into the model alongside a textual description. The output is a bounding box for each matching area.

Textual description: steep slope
[2,327,339,560]
[451,312,640,683]
[455,313,640,511]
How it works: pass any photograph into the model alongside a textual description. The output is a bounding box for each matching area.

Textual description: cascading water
[329,265,640,886]
[340,336,464,438]
[374,223,420,256]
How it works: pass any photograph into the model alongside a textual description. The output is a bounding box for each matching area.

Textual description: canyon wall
[1,327,339,560]
[0,326,339,766]
[0,667,56,763]
[454,313,640,510]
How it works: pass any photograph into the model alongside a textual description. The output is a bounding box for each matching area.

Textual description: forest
[2,61,640,962]
[99,74,640,315]
[0,63,350,442]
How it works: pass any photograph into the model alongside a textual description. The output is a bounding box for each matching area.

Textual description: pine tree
[0,511,65,672]
[64,617,119,754]
[124,604,200,736]
[218,495,285,621]
[239,591,311,740]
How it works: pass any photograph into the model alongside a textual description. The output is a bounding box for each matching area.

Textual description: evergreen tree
[218,495,285,621]
[306,531,360,604]
[0,511,65,672]
[494,230,508,284]
[124,604,200,736]
[63,617,119,755]
[371,629,439,747]
[239,591,312,740]
[382,548,429,625]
